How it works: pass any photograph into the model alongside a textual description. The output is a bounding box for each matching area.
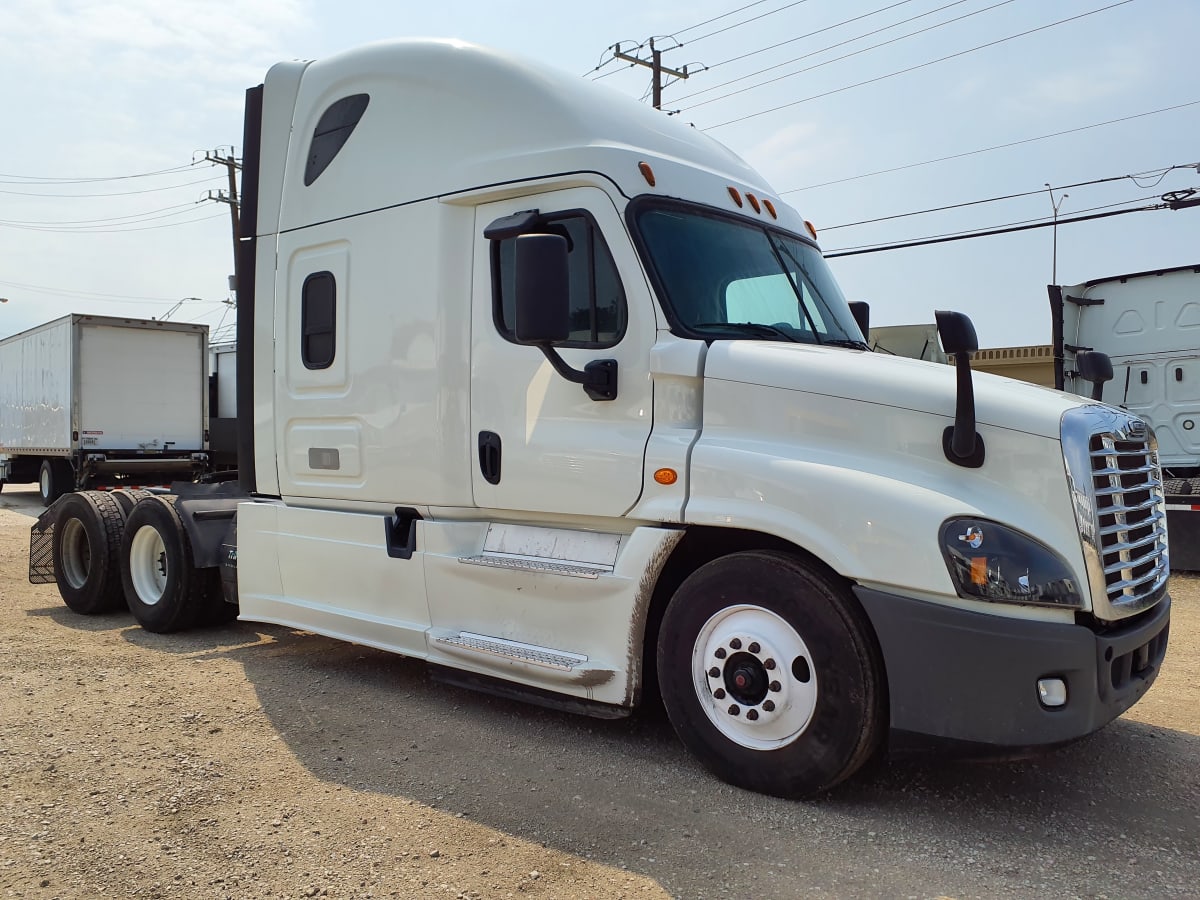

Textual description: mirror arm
[536,345,619,401]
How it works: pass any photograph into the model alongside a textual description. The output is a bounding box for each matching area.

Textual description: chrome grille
[1062,407,1169,621]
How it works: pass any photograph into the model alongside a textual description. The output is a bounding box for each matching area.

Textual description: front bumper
[854,586,1170,751]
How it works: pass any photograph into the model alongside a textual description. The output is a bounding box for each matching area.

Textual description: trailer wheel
[51,491,128,615]
[656,550,885,799]
[120,496,208,633]
[39,459,74,506]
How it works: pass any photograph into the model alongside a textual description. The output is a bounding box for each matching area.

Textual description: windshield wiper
[823,338,871,351]
[691,322,802,342]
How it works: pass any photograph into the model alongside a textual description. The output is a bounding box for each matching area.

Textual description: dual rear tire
[50,492,233,631]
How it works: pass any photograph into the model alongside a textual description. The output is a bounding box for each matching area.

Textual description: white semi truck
[1051,263,1200,570]
[31,40,1171,798]
[1,315,210,504]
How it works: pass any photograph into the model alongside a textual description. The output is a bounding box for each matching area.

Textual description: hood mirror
[935,310,985,468]
[1075,350,1113,402]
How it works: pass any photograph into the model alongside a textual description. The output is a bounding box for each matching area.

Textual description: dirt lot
[1,484,1197,899]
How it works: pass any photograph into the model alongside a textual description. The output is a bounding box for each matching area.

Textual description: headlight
[938,518,1084,609]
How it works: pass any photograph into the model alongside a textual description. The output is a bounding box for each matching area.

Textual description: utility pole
[203,147,242,251]
[1044,184,1068,285]
[612,38,689,110]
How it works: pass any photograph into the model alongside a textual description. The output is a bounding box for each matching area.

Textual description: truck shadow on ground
[31,604,1199,898]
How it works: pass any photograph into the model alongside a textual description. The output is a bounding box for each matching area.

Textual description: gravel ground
[1,483,1197,899]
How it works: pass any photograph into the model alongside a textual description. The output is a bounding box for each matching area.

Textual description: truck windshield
[633,202,867,348]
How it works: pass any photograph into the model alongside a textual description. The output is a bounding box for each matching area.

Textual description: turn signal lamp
[654,468,678,485]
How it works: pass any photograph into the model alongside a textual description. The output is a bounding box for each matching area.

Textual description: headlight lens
[939,518,1084,609]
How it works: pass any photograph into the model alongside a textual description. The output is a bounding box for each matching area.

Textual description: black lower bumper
[854,586,1170,750]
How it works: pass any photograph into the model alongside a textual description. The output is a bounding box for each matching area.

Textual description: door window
[491,212,626,348]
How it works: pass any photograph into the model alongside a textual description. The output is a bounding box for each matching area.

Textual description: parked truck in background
[30,40,1171,799]
[1051,263,1200,569]
[0,315,210,504]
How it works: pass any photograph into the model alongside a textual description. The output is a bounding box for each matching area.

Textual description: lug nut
[714,688,726,700]
[728,705,740,716]
[714,647,727,659]
[729,638,742,650]
[748,641,761,654]
[708,667,720,679]
[764,658,776,670]
[746,709,759,721]
[763,700,775,712]
[769,681,781,692]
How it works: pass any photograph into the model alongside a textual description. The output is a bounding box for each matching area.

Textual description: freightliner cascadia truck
[1051,264,1200,570]
[30,40,1171,798]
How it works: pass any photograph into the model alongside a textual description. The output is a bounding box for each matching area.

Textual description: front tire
[657,550,885,798]
[120,496,213,633]
[51,491,127,615]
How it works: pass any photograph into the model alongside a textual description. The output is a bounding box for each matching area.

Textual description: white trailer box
[0,314,209,502]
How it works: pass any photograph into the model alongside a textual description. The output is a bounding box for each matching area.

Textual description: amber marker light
[727,186,743,207]
[804,219,818,240]
[638,162,656,187]
[746,193,761,214]
[654,468,678,485]
[763,198,778,219]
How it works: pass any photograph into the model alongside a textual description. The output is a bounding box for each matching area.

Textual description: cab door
[470,187,656,517]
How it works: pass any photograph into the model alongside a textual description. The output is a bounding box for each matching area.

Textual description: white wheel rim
[59,517,91,589]
[129,524,168,606]
[691,604,818,750]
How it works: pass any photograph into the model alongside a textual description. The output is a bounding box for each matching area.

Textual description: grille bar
[1062,407,1169,621]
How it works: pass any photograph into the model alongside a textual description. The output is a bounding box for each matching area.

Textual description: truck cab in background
[34,40,1171,799]
[1051,264,1200,569]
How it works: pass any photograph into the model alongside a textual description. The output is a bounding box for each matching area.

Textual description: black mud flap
[28,502,61,584]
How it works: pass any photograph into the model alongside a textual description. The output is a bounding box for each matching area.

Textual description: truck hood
[704,341,1083,440]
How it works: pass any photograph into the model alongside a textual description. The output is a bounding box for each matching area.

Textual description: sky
[1,0,1197,348]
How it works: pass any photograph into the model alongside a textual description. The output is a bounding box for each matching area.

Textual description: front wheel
[657,550,885,798]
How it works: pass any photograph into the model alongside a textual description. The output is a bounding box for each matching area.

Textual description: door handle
[478,431,502,485]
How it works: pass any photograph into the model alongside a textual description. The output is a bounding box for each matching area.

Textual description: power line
[819,164,1197,231]
[0,211,226,235]
[0,175,223,199]
[781,99,1200,192]
[706,0,1134,129]
[0,202,201,228]
[700,0,924,73]
[0,278,207,303]
[823,200,1195,258]
[675,0,992,107]
[675,0,776,37]
[682,0,815,46]
[0,163,199,185]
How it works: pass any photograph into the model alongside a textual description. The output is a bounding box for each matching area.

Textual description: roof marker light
[638,162,656,187]
[654,468,678,485]
[727,186,743,207]
[804,220,818,240]
[746,193,761,214]
[763,198,778,219]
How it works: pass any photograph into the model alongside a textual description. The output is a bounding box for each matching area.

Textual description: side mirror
[935,310,984,468]
[847,301,870,339]
[935,309,978,355]
[511,232,618,401]
[1076,350,1113,402]
[514,234,570,345]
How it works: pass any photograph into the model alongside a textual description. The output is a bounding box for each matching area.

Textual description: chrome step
[434,631,587,671]
[458,554,606,579]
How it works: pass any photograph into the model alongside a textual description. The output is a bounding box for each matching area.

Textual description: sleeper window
[492,213,626,348]
[301,271,336,369]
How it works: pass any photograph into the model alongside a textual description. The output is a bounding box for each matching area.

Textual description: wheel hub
[692,604,819,750]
